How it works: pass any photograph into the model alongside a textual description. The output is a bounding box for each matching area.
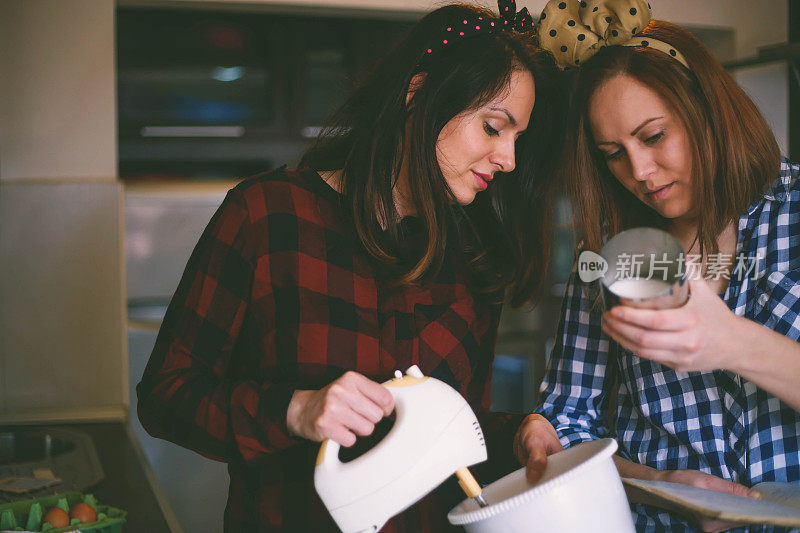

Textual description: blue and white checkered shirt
[537,159,800,532]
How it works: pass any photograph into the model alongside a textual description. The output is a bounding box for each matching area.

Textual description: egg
[69,502,98,523]
[42,507,69,528]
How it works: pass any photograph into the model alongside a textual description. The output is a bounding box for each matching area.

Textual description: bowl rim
[447,437,618,525]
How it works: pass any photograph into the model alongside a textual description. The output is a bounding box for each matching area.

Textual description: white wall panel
[0,0,117,181]
[0,180,126,421]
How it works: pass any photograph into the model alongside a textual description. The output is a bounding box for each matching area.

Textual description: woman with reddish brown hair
[514,1,800,531]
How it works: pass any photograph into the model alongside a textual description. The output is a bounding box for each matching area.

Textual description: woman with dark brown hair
[136,1,565,530]
[514,1,800,531]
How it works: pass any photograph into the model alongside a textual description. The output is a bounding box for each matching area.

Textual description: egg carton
[0,492,125,533]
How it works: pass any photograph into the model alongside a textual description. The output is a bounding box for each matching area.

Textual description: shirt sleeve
[536,266,615,449]
[750,161,800,339]
[136,186,299,464]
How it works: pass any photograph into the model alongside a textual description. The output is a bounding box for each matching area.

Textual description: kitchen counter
[0,422,173,532]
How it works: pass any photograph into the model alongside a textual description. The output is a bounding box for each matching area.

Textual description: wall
[0,1,118,181]
[0,180,126,422]
[0,0,126,422]
[650,0,789,154]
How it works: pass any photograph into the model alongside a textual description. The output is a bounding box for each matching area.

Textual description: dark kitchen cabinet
[117,7,415,181]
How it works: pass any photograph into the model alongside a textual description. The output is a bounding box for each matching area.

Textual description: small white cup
[599,228,688,310]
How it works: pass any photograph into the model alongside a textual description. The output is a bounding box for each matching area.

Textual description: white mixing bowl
[448,438,635,532]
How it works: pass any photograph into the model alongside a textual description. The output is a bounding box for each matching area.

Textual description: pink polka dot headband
[424,0,536,57]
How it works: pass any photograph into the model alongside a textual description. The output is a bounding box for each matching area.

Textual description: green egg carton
[0,492,125,533]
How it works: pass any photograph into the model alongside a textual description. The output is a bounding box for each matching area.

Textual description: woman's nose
[628,148,656,182]
[491,138,516,173]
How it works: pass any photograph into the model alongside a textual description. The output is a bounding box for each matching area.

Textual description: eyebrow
[595,116,663,146]
[490,107,518,127]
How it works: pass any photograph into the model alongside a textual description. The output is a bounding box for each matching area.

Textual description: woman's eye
[483,122,500,137]
[644,131,664,144]
[604,150,623,161]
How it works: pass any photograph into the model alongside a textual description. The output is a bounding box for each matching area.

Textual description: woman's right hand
[286,371,395,447]
[513,414,564,483]
[656,469,760,498]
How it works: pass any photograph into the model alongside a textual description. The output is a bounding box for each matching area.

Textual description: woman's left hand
[601,278,745,373]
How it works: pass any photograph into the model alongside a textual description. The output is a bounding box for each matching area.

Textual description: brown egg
[43,507,70,528]
[69,502,98,523]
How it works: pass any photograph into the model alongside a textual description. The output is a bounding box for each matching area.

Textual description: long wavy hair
[562,21,780,256]
[301,3,565,306]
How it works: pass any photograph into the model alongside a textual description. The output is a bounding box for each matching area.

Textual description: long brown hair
[301,3,565,305]
[563,20,780,255]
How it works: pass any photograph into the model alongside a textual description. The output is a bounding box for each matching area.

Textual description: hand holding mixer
[314,365,488,533]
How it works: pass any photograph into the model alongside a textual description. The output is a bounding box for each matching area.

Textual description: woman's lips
[472,171,491,190]
[646,182,675,201]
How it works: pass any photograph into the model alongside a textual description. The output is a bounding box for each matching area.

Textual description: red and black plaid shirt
[137,167,524,532]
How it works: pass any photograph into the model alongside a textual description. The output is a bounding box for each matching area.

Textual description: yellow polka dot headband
[537,0,689,70]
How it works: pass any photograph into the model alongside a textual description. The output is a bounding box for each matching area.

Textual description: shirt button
[758,293,769,306]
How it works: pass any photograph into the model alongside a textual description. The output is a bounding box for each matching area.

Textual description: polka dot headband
[537,0,689,69]
[424,0,536,57]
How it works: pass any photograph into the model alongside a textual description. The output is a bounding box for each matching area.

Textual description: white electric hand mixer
[314,365,488,533]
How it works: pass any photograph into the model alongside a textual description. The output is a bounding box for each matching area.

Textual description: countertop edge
[124,423,186,533]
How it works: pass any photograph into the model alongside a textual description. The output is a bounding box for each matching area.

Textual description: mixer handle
[317,431,344,472]
[316,376,418,473]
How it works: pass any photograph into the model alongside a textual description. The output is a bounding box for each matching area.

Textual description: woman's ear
[406,72,427,109]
